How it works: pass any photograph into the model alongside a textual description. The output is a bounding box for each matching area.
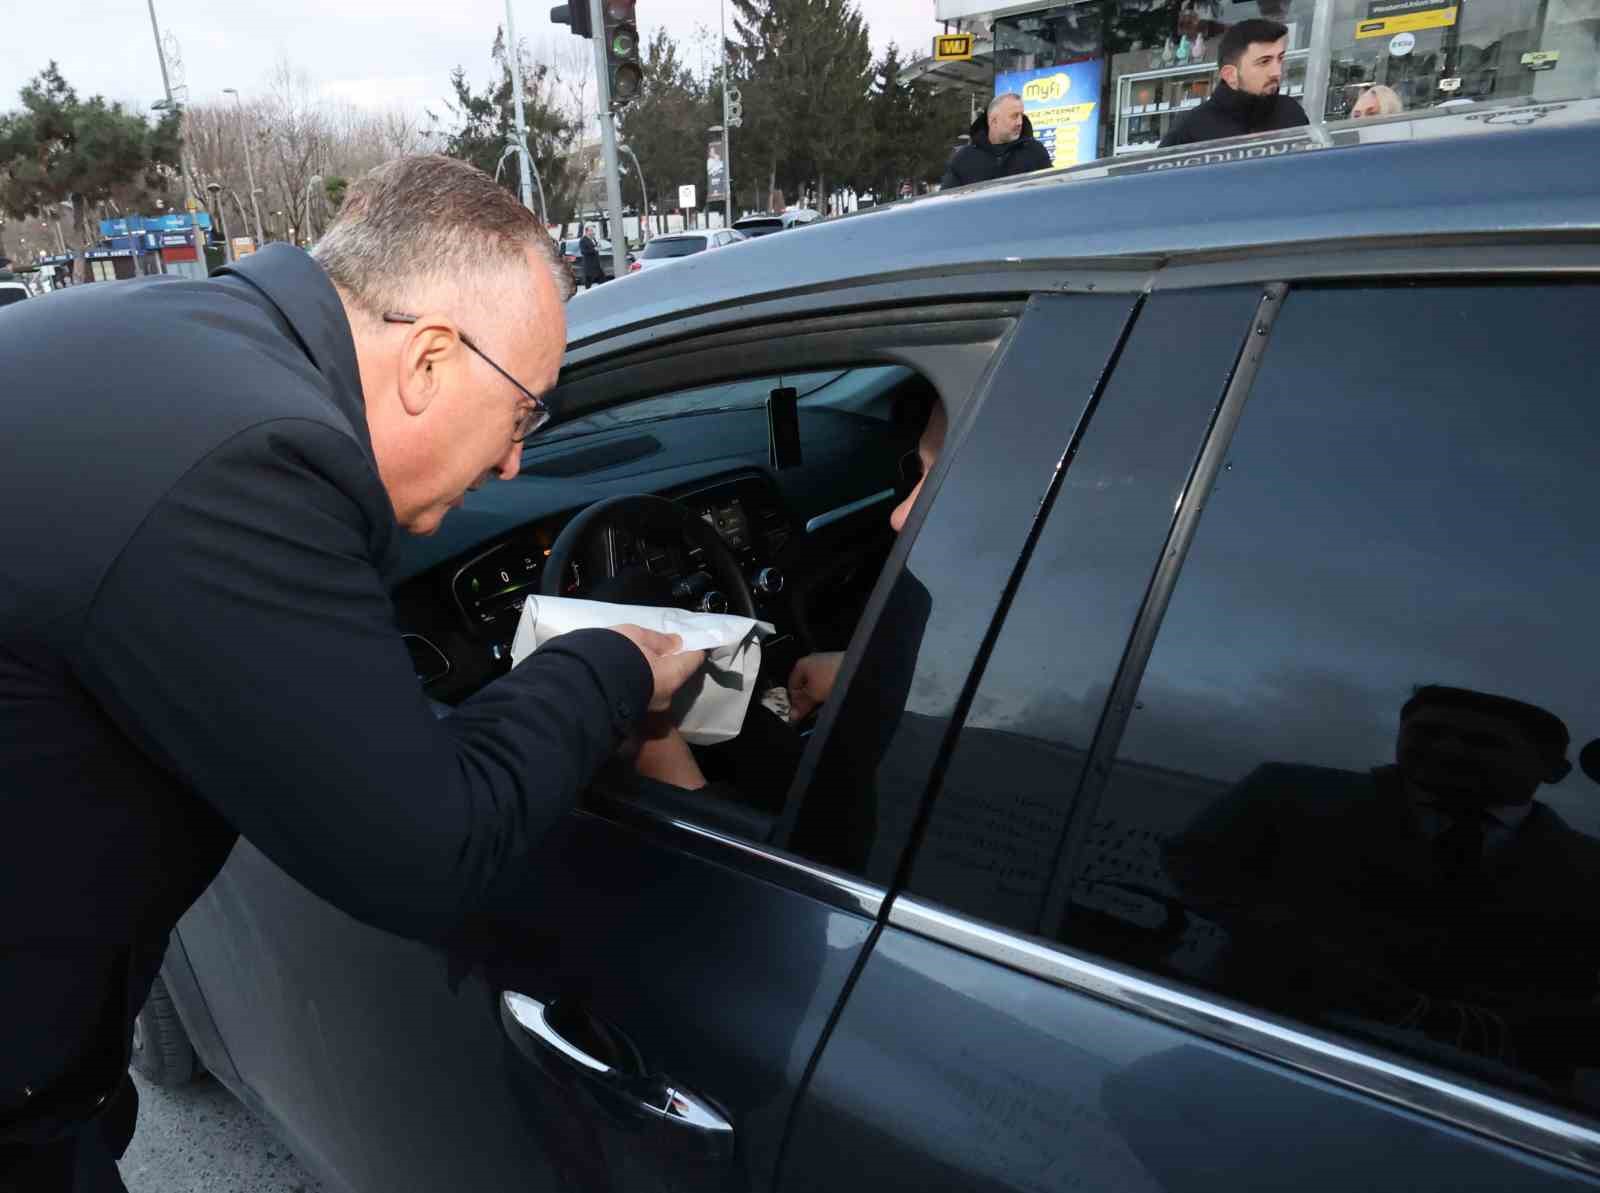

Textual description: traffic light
[726,86,743,129]
[549,2,593,38]
[602,0,643,108]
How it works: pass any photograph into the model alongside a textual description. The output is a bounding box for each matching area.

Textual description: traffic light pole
[719,0,732,228]
[588,0,629,280]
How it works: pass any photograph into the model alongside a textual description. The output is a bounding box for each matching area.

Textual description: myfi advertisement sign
[995,59,1104,168]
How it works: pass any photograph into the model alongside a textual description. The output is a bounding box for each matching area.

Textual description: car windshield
[735,220,783,237]
[534,365,913,447]
[641,238,704,259]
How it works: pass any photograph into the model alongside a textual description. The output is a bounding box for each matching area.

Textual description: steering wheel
[539,493,756,618]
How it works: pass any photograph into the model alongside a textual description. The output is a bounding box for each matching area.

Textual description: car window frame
[882,263,1600,1178]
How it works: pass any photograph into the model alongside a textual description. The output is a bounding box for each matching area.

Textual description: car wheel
[130,974,198,1087]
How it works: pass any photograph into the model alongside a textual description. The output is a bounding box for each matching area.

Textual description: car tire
[130,974,198,1087]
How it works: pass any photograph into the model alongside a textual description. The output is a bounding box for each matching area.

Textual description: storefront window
[1322,0,1592,118]
[974,0,1600,160]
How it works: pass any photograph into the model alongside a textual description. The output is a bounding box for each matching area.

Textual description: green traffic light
[611,25,638,56]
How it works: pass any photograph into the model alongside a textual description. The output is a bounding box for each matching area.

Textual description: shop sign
[231,237,257,257]
[995,59,1104,169]
[678,184,697,210]
[933,33,973,62]
[1388,32,1415,56]
[1521,51,1560,71]
[1356,0,1457,39]
[160,233,193,247]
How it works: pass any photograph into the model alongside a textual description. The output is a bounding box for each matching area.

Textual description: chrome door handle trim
[502,991,613,1075]
[661,1085,733,1133]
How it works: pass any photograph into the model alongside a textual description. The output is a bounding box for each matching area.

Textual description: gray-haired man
[939,92,1054,189]
[0,155,702,1191]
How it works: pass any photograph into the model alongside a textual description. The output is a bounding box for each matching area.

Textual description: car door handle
[501,991,732,1135]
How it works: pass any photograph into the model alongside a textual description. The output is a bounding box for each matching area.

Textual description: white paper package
[510,595,773,745]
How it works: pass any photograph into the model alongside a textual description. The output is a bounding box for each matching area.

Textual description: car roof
[566,99,1600,349]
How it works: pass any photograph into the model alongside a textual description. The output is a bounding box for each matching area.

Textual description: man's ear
[395,320,457,417]
[1219,63,1239,88]
[1543,757,1573,785]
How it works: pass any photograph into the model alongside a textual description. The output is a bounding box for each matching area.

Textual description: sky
[3,0,945,117]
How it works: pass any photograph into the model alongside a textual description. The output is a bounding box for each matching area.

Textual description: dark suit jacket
[0,245,650,1137]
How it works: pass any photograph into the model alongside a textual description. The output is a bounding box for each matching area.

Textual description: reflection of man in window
[1164,685,1600,1095]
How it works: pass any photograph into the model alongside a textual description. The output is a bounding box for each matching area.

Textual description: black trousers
[0,1076,136,1193]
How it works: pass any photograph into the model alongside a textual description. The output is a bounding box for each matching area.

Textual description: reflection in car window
[536,366,912,446]
[1067,284,1600,1118]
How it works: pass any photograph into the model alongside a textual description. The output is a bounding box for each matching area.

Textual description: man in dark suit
[1166,685,1600,1094]
[0,155,703,1191]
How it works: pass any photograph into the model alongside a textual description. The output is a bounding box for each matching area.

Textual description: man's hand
[787,651,845,723]
[607,624,705,711]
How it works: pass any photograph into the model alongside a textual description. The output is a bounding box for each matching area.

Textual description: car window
[737,220,782,237]
[780,294,1141,879]
[641,237,704,260]
[537,366,910,447]
[963,283,1600,1119]
[0,287,27,308]
[906,287,1265,929]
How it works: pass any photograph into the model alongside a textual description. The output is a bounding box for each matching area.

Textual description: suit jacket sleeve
[73,418,651,944]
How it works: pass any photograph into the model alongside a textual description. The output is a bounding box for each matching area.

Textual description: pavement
[118,1071,326,1193]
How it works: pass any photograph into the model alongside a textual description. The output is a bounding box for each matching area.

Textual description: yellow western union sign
[1356,2,1457,38]
[934,33,974,61]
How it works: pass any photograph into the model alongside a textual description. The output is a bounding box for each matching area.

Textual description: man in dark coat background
[578,224,604,288]
[1160,18,1310,148]
[0,155,703,1191]
[939,93,1054,189]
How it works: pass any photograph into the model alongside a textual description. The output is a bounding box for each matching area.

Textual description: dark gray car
[145,97,1600,1192]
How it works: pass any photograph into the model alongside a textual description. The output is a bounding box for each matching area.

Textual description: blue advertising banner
[995,59,1105,168]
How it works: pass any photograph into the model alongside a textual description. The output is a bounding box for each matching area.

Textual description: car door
[780,276,1600,1190]
[166,289,1140,1192]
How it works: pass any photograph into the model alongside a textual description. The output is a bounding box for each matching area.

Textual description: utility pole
[223,89,267,247]
[587,0,628,279]
[719,0,733,228]
[504,0,539,216]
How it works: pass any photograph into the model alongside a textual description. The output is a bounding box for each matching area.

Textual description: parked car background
[732,208,821,238]
[626,228,746,274]
[142,97,1600,1193]
[557,236,632,285]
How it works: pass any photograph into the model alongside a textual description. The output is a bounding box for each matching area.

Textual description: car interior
[389,307,1012,846]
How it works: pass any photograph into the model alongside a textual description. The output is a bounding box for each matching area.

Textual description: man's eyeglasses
[382,312,550,441]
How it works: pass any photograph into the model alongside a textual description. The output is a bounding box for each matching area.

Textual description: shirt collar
[1408,787,1536,843]
[212,244,369,455]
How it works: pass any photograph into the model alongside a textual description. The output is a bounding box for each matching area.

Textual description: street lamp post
[303,174,322,245]
[222,88,266,247]
[617,142,650,242]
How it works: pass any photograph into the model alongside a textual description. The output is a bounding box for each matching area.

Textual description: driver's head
[1218,20,1288,98]
[1396,685,1571,809]
[889,402,948,534]
[316,155,572,536]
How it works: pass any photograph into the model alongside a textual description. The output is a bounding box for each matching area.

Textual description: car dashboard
[389,403,917,706]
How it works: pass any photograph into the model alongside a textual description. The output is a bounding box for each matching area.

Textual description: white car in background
[626,228,746,275]
[0,279,30,309]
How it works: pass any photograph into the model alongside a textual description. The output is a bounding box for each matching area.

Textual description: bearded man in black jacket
[1161,18,1309,148]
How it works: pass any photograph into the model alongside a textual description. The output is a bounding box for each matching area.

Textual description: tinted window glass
[781,294,1139,879]
[643,238,704,259]
[1060,284,1600,1116]
[0,288,27,308]
[910,288,1264,930]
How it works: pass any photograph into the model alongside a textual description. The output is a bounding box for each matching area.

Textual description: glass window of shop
[990,0,1599,158]
[994,2,1321,159]
[1324,0,1600,119]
